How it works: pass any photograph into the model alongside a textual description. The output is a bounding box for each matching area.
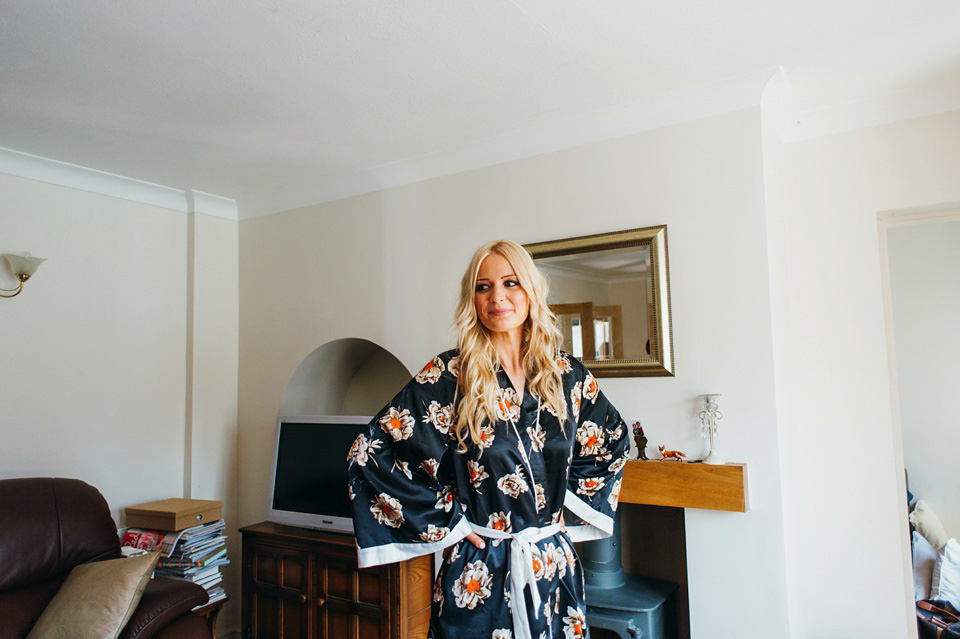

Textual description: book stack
[122,497,228,608]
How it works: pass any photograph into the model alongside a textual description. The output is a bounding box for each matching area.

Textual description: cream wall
[763,109,960,638]
[1,173,188,508]
[238,107,791,636]
[0,173,241,635]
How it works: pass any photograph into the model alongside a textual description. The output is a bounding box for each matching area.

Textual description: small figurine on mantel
[658,445,687,462]
[632,422,649,460]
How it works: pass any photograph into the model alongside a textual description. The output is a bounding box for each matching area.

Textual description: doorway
[880,209,960,613]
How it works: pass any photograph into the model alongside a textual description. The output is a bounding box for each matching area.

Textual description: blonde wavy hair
[452,240,567,450]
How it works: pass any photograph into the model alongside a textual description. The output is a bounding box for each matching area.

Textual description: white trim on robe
[563,489,614,542]
[356,516,472,568]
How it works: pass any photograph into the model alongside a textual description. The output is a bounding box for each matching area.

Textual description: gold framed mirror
[525,225,674,377]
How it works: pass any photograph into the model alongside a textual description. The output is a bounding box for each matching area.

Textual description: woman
[348,240,629,639]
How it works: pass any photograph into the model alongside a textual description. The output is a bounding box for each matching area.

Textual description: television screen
[266,415,371,534]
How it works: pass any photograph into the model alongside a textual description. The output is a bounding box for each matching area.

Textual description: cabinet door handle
[316,597,326,608]
[298,594,307,604]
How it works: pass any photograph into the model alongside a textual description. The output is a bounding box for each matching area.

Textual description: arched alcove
[279,338,411,416]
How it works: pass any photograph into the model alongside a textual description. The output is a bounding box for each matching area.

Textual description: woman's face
[474,252,530,337]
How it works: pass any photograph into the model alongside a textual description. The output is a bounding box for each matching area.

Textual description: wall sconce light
[1,252,46,298]
[699,393,724,465]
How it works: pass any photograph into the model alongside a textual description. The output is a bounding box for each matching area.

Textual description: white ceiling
[3,1,960,219]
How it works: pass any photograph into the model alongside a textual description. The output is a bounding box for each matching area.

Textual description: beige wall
[238,107,791,636]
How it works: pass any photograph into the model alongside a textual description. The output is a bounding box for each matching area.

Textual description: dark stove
[581,511,678,639]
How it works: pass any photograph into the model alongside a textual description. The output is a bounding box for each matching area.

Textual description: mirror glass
[526,226,674,377]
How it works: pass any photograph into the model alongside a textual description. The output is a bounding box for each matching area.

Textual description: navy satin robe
[348,350,629,639]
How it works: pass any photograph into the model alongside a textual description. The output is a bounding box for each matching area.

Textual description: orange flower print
[477,424,496,450]
[420,458,440,481]
[496,465,529,498]
[370,492,404,528]
[453,560,492,609]
[347,433,382,467]
[394,459,413,479]
[492,630,513,639]
[606,423,623,441]
[576,421,605,456]
[447,355,460,378]
[576,476,606,498]
[467,460,489,489]
[582,374,599,403]
[380,407,415,441]
[543,542,567,579]
[530,545,545,580]
[608,455,627,474]
[423,401,454,434]
[543,400,561,418]
[446,543,461,564]
[435,485,457,512]
[495,387,521,422]
[534,483,546,511]
[540,544,557,580]
[563,606,587,639]
[420,524,450,542]
[608,478,623,510]
[433,577,444,606]
[526,424,545,452]
[486,511,511,532]
[415,356,445,384]
[560,537,577,573]
[570,383,582,422]
[556,354,572,374]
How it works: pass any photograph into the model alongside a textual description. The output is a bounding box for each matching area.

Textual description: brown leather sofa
[0,477,211,639]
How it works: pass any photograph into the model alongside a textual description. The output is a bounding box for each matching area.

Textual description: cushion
[911,500,949,551]
[914,530,938,600]
[26,551,160,639]
[932,538,960,611]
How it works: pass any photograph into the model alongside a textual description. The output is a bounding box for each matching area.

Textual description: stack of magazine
[123,519,229,607]
[155,519,229,606]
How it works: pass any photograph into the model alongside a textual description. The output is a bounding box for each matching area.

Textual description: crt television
[266,415,372,534]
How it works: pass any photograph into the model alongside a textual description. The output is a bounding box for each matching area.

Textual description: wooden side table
[195,597,227,638]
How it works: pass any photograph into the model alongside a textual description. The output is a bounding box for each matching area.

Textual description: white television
[266,415,372,534]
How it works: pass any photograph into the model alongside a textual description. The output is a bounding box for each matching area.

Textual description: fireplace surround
[584,460,749,638]
[583,511,678,639]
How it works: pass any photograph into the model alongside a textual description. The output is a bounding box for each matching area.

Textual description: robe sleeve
[347,354,471,568]
[563,359,630,542]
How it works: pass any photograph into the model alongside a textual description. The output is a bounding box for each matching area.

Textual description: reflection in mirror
[526,226,673,377]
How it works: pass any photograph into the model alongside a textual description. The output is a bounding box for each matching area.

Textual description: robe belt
[469,522,563,639]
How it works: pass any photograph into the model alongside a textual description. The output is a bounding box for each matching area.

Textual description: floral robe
[348,350,629,639]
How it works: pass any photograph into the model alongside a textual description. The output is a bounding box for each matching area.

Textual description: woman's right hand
[465,531,485,549]
[443,531,485,559]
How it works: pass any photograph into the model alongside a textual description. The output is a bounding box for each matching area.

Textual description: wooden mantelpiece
[619,460,748,512]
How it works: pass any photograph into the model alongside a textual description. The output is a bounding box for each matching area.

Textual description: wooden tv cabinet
[240,522,433,639]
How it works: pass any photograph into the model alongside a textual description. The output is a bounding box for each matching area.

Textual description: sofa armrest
[119,577,209,639]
